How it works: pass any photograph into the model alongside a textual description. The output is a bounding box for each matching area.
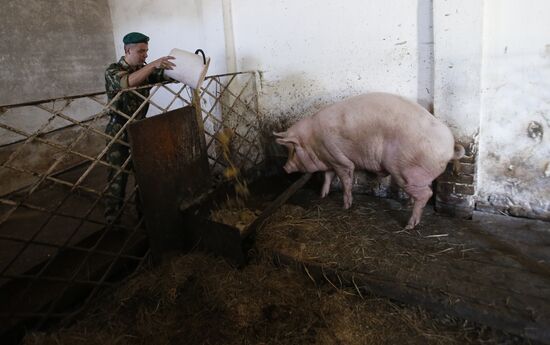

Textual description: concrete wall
[231,0,435,121]
[0,0,115,106]
[3,0,549,219]
[107,0,230,117]
[0,0,115,151]
[107,0,227,76]
[433,0,483,142]
[96,0,550,220]
[108,0,434,119]
[476,0,550,219]
[431,0,483,216]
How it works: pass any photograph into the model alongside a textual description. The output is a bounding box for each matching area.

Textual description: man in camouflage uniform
[104,32,175,224]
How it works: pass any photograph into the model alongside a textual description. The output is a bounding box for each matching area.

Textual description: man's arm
[128,56,175,87]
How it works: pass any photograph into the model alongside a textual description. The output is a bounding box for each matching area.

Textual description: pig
[274,92,465,230]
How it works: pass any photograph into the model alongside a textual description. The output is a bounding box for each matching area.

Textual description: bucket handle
[194,49,206,65]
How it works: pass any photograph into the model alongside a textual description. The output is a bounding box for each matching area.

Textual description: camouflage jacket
[104,56,166,124]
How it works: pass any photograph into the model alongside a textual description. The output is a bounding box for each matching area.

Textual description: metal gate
[0,71,264,341]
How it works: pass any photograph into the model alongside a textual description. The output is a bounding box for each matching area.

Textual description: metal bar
[0,123,130,174]
[0,71,262,333]
[160,83,188,110]
[0,107,113,234]
[0,73,253,109]
[34,103,131,148]
[0,151,134,276]
[60,217,148,324]
[60,247,152,327]
[129,86,169,113]
[0,274,117,287]
[0,179,137,281]
[4,185,145,326]
[208,74,264,126]
[0,112,61,168]
[0,133,134,219]
[202,70,255,79]
[203,74,239,115]
[242,173,313,238]
[0,312,70,318]
[0,162,128,200]
[198,103,261,152]
[0,114,128,151]
[88,92,133,123]
[72,85,162,189]
[0,235,145,261]
[0,80,174,109]
[34,201,147,328]
[211,73,262,116]
[0,91,106,109]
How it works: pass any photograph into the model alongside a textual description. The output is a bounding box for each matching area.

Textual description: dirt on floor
[23,263,530,343]
[22,252,527,345]
[22,190,535,345]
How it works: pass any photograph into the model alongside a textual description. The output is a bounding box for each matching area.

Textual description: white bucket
[164,48,211,90]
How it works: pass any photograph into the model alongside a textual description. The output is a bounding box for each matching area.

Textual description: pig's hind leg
[403,184,432,230]
[321,171,335,198]
[399,167,434,230]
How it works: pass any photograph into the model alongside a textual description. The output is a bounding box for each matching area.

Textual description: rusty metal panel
[128,106,211,260]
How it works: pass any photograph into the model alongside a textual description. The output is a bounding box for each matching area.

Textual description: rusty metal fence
[0,71,264,341]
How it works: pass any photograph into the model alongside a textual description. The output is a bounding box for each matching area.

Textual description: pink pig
[274,92,465,229]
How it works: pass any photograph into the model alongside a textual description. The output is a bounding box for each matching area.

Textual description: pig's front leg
[334,166,354,209]
[321,171,335,198]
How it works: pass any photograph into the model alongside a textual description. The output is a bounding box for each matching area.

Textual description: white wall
[477,0,550,219]
[231,0,434,120]
[107,0,229,116]
[433,0,483,142]
[107,0,550,220]
[108,0,435,120]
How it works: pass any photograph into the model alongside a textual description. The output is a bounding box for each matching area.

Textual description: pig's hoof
[404,224,415,230]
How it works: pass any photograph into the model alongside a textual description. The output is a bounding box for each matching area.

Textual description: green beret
[123,32,149,45]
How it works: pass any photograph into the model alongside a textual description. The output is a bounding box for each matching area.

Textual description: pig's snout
[283,161,298,174]
[283,163,292,174]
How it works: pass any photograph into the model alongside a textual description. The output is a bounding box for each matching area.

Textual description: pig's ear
[275,136,299,148]
[273,131,299,147]
[273,131,287,138]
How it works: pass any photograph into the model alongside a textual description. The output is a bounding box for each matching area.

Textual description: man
[103,32,176,224]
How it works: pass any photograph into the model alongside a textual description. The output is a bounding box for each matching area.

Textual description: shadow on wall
[262,72,353,120]
[259,72,341,175]
[260,72,334,174]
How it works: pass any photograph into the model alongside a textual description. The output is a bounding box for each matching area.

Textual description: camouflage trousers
[104,121,140,223]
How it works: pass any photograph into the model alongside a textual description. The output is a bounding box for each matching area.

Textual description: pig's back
[313,92,455,172]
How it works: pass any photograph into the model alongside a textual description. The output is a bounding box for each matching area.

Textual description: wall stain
[527,121,543,141]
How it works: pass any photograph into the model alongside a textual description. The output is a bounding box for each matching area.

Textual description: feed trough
[127,105,311,266]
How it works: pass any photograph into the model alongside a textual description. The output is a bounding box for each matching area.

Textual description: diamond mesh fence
[0,71,264,340]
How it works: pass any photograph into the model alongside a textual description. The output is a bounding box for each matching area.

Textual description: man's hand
[128,56,176,87]
[150,56,176,70]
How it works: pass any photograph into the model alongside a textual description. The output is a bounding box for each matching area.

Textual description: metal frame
[0,71,263,337]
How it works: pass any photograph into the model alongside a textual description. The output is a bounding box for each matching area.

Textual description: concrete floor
[260,187,550,343]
